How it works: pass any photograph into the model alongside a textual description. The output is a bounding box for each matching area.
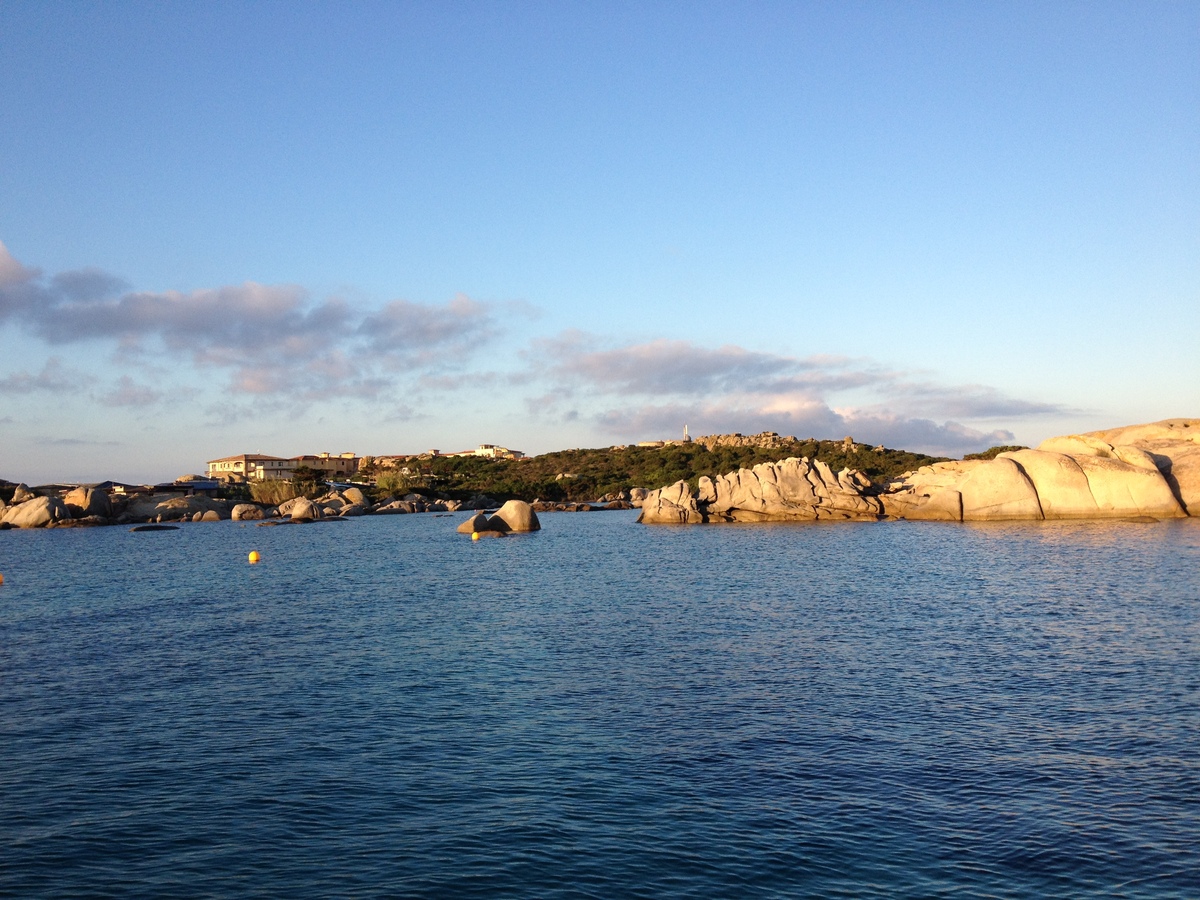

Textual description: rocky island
[637,419,1199,524]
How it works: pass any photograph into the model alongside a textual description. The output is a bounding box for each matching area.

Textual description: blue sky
[1,1,1196,484]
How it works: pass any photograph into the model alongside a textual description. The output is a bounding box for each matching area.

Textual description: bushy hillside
[405,440,947,503]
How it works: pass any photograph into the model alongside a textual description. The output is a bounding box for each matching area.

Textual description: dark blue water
[2,513,1198,898]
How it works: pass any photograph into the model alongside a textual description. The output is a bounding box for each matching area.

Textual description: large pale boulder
[288,497,322,521]
[1071,454,1184,518]
[1077,418,1200,515]
[231,503,265,521]
[2,496,69,528]
[636,481,705,524]
[958,456,1044,520]
[457,511,495,534]
[489,499,541,532]
[342,486,366,505]
[63,487,112,520]
[881,487,963,521]
[277,497,302,516]
[997,450,1098,519]
[11,483,36,504]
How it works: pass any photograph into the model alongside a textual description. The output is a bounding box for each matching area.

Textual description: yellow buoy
[471,532,480,541]
[248,551,261,564]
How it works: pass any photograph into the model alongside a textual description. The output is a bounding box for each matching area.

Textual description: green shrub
[375,470,415,497]
[250,480,298,505]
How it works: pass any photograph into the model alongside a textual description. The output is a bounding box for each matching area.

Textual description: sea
[2,511,1198,899]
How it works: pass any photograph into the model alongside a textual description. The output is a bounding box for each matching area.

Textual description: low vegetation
[249,480,298,506]
[962,445,1028,461]
[367,440,949,504]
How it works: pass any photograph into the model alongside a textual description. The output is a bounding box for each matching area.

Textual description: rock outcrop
[231,503,265,521]
[491,499,540,532]
[118,493,230,523]
[1,495,69,528]
[638,457,883,524]
[457,512,494,534]
[284,497,322,521]
[1078,419,1200,515]
[455,500,541,534]
[63,487,112,520]
[881,421,1194,522]
[639,419,1199,525]
[637,480,705,524]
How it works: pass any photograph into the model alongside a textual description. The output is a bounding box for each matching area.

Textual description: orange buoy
[248,551,261,564]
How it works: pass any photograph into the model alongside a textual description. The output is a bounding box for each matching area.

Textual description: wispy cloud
[524,331,1062,454]
[528,332,876,397]
[0,358,95,394]
[100,376,164,407]
[38,437,122,447]
[360,294,497,369]
[0,240,502,405]
[0,241,1067,456]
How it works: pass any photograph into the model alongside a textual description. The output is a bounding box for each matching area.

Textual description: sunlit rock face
[1076,419,1200,516]
[1,495,69,528]
[869,422,1193,522]
[639,420,1198,524]
[488,500,541,532]
[63,487,112,520]
[637,457,882,524]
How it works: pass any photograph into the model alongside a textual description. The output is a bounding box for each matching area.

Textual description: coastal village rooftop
[205,445,526,482]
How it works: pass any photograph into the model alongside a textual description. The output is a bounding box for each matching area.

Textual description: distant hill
[404,435,949,503]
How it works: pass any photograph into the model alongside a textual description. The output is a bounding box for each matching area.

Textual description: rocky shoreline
[0,482,651,530]
[637,419,1199,524]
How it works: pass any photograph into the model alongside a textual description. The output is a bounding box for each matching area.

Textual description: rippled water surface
[2,513,1198,898]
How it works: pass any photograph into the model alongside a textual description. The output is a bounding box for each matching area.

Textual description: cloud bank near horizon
[522,332,1069,451]
[0,241,1067,456]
